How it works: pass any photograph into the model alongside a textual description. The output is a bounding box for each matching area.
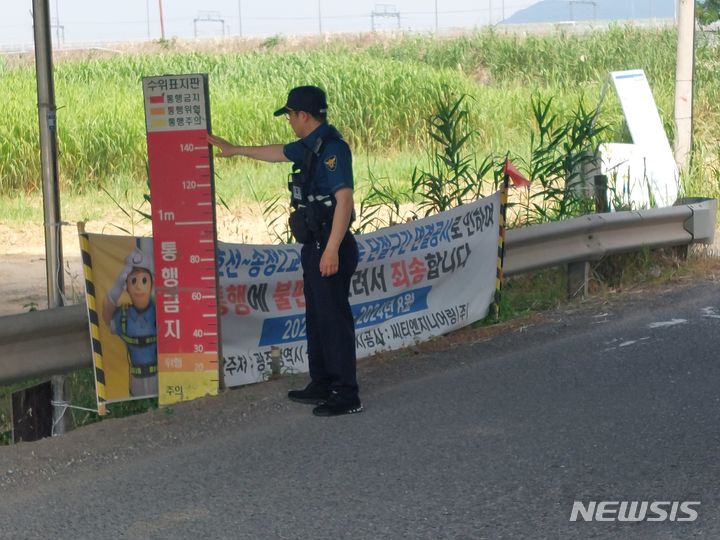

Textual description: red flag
[504,159,531,188]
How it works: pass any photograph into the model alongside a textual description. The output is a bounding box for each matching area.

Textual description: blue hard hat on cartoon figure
[125,247,154,275]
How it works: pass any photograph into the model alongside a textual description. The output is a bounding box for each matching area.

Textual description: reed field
[1,25,719,214]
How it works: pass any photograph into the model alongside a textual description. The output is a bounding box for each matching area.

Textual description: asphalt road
[1,279,719,539]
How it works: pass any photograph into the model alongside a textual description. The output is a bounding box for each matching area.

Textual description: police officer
[208,85,362,417]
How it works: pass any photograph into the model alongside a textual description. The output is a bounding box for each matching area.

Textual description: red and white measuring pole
[142,73,221,405]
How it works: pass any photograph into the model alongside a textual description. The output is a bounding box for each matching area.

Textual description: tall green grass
[1,26,718,201]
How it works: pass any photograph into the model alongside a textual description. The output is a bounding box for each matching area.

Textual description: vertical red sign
[142,74,220,405]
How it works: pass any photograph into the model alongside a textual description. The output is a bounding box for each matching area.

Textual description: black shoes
[312,391,363,417]
[288,383,363,416]
[287,381,330,405]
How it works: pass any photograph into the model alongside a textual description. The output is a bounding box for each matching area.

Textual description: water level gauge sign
[142,73,221,405]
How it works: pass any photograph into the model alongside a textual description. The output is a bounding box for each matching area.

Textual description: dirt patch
[0,203,279,316]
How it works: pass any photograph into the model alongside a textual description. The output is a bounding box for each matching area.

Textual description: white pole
[318,0,322,33]
[158,0,165,40]
[238,0,243,37]
[673,0,695,171]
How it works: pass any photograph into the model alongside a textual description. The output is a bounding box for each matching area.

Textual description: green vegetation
[1,26,719,205]
[696,0,720,25]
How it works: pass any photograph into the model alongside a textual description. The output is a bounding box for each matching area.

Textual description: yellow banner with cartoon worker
[80,232,157,405]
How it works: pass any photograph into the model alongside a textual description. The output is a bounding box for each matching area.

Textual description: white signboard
[599,143,652,210]
[610,69,679,207]
[217,192,501,387]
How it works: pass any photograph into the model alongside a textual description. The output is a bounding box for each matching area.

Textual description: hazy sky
[0,0,538,48]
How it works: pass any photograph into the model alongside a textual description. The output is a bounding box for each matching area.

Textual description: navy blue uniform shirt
[283,123,353,197]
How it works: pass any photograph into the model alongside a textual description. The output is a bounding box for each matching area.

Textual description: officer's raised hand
[206,133,235,158]
[207,132,287,162]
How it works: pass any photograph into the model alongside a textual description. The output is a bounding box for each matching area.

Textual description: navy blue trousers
[301,231,359,399]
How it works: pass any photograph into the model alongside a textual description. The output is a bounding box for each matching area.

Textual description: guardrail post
[270,346,281,379]
[673,245,689,260]
[594,174,609,213]
[51,374,67,435]
[567,261,590,299]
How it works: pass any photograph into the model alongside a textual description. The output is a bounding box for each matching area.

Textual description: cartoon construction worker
[102,245,158,398]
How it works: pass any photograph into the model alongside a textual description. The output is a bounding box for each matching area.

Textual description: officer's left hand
[319,249,339,277]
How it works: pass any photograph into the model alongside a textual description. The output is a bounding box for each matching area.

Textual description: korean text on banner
[218,191,501,387]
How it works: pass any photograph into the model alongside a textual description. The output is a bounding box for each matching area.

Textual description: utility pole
[318,0,323,33]
[238,0,243,37]
[435,0,438,32]
[146,0,151,39]
[54,0,60,45]
[674,0,695,171]
[158,0,165,40]
[32,0,66,435]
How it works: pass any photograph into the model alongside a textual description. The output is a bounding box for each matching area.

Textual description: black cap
[273,85,328,116]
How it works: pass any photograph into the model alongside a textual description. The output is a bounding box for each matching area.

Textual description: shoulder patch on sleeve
[324,155,337,171]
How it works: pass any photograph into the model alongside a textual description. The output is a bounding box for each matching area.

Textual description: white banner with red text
[218,191,500,387]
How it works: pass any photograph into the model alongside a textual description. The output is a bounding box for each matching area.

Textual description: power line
[3,3,537,44]
[34,8,500,26]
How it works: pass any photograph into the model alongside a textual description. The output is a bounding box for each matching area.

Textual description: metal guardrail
[0,198,716,386]
[0,303,90,385]
[505,198,717,276]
